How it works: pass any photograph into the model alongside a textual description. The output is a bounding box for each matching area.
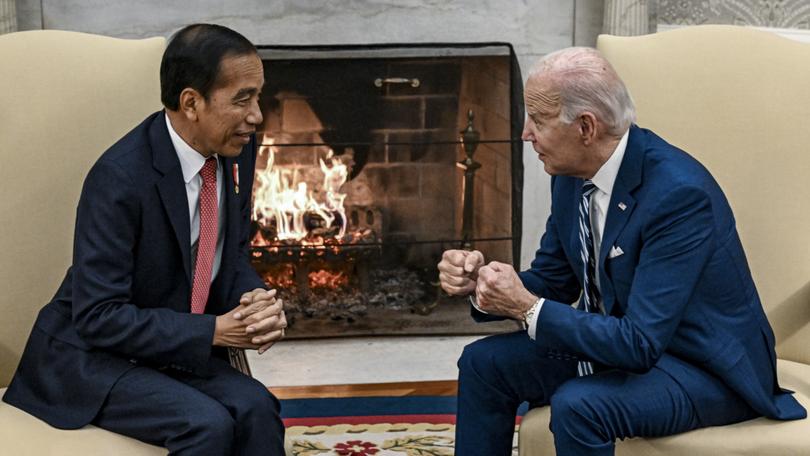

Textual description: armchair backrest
[598,25,810,365]
[0,30,165,386]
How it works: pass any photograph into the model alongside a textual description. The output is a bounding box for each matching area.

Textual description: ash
[278,267,432,323]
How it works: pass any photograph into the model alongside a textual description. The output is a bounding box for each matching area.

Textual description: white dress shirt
[526,129,629,339]
[165,113,225,283]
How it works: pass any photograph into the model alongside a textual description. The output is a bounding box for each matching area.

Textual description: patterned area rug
[280,396,523,455]
[286,422,457,456]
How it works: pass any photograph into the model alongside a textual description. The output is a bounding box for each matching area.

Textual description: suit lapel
[221,156,241,266]
[598,126,644,315]
[150,113,192,284]
[216,155,242,307]
[569,182,586,286]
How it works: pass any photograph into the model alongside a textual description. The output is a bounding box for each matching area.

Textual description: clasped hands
[214,288,286,354]
[438,249,536,320]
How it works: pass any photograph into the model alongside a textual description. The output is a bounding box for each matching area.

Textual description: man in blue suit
[439,47,805,456]
[3,24,286,455]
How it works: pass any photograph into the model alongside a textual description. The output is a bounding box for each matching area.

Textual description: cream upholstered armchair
[518,25,810,455]
[0,30,167,455]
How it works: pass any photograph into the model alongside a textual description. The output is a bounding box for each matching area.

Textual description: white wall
[16,0,606,268]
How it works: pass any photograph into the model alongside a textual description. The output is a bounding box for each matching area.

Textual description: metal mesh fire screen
[251,43,524,338]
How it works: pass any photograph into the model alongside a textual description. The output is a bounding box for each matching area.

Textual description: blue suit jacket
[3,112,267,429]
[501,126,804,422]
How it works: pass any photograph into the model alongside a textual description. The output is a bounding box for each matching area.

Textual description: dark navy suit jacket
[483,126,805,423]
[3,112,267,429]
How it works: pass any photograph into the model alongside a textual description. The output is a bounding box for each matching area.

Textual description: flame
[252,140,348,244]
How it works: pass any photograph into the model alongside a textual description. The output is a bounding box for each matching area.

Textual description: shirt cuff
[468,295,488,314]
[527,298,545,340]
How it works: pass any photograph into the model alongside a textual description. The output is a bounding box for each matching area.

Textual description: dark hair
[160,24,257,110]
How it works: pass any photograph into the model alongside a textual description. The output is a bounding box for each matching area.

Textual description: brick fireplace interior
[250,43,524,338]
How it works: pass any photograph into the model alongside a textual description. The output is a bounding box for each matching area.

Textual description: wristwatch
[521,298,541,330]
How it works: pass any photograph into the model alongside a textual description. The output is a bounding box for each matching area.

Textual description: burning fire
[252,140,349,244]
[250,137,378,294]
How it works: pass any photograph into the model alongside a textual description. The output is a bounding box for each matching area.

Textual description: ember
[265,266,433,322]
[308,269,349,290]
[258,263,297,290]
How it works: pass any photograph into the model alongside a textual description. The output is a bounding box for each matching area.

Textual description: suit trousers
[455,331,758,456]
[92,356,285,456]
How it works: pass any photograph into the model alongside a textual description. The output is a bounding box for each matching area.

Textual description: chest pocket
[604,243,637,313]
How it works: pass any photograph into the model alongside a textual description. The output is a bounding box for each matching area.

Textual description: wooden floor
[270,379,458,400]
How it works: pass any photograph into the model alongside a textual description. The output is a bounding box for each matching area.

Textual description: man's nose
[521,119,533,141]
[247,99,263,125]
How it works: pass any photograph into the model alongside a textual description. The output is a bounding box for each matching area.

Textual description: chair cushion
[518,359,810,456]
[0,388,166,456]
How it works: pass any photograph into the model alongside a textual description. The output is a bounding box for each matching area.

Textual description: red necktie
[190,157,218,314]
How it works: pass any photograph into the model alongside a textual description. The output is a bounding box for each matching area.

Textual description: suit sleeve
[71,159,215,373]
[536,185,715,372]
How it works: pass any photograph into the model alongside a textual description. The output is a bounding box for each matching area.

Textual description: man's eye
[235,99,249,106]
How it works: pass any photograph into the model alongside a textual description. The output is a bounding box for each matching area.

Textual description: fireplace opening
[252,43,524,338]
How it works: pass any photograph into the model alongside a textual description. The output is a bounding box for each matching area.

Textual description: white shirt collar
[165,112,218,183]
[590,129,629,196]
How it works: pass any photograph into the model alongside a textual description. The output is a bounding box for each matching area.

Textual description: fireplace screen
[252,43,524,338]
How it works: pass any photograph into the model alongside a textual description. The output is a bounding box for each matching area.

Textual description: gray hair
[528,47,636,136]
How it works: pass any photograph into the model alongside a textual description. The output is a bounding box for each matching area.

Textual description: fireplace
[251,43,524,338]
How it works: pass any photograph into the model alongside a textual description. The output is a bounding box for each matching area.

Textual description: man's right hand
[213,290,284,351]
[438,249,485,296]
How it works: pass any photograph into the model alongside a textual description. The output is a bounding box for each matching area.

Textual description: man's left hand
[476,261,537,320]
[235,288,276,320]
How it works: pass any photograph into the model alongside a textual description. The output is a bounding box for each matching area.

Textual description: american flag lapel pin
[232,163,240,194]
[618,202,627,211]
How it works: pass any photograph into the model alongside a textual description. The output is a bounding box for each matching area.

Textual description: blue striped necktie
[577,179,601,376]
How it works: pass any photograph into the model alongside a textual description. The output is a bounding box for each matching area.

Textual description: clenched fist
[475,261,536,319]
[438,249,485,296]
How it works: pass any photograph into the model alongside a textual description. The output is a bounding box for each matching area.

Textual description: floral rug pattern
[285,423,518,456]
[287,423,454,456]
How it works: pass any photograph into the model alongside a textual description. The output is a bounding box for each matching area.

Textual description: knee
[189,401,236,445]
[549,384,603,438]
[458,337,496,377]
[230,379,282,424]
[458,333,522,378]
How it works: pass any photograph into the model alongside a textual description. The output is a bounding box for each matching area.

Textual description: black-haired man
[3,24,286,455]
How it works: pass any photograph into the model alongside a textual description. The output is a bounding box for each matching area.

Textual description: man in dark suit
[439,47,806,456]
[3,24,286,455]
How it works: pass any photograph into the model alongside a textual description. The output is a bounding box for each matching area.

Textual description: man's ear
[178,88,203,121]
[579,112,598,145]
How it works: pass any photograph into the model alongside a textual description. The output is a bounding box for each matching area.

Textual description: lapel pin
[232,163,240,194]
[618,202,627,211]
